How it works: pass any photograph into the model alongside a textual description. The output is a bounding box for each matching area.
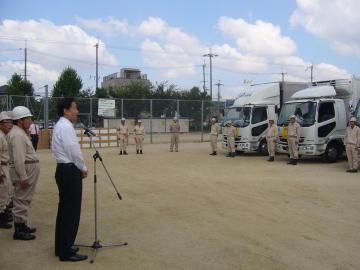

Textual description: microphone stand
[75,131,127,263]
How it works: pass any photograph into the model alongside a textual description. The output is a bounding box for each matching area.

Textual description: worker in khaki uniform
[226,120,236,158]
[345,117,360,173]
[134,120,145,154]
[266,119,278,162]
[209,117,220,156]
[8,106,39,240]
[287,114,301,165]
[170,117,180,152]
[0,112,13,229]
[118,118,129,155]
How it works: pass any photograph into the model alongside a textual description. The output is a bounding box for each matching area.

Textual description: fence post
[177,99,180,117]
[6,95,9,111]
[44,85,49,130]
[201,100,204,142]
[150,99,153,144]
[121,98,124,118]
[89,98,93,127]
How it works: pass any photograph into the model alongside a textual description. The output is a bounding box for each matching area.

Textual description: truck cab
[222,81,309,154]
[276,80,358,162]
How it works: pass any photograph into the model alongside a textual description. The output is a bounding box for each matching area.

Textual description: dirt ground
[1,142,360,270]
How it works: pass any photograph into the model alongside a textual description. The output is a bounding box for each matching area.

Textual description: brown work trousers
[118,134,128,151]
[287,137,299,159]
[266,137,276,157]
[0,165,11,213]
[170,133,179,151]
[135,135,144,150]
[346,144,359,170]
[12,163,40,223]
[228,137,235,153]
[210,135,218,152]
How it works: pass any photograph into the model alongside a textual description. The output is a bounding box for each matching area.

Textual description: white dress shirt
[51,117,87,172]
[29,123,39,135]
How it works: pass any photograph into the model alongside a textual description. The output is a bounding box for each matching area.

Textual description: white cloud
[218,16,297,57]
[0,19,118,87]
[76,16,130,36]
[274,56,350,82]
[0,60,59,88]
[290,0,360,57]
[138,17,167,36]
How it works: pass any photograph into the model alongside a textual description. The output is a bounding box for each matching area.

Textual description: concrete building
[101,68,150,89]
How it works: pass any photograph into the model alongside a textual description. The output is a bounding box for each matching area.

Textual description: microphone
[80,123,97,137]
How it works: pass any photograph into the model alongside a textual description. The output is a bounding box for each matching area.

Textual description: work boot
[210,151,217,156]
[13,223,36,240]
[231,152,235,158]
[346,169,353,173]
[123,150,128,155]
[4,208,13,222]
[136,150,139,154]
[23,224,36,233]
[292,159,298,165]
[140,150,143,154]
[0,212,12,229]
[226,152,231,157]
[119,151,123,155]
[287,158,293,164]
[170,149,173,152]
[267,156,274,162]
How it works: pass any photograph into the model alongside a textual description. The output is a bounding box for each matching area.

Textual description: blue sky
[0,0,359,98]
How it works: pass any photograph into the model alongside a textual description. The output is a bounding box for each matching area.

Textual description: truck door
[251,106,268,136]
[317,101,336,137]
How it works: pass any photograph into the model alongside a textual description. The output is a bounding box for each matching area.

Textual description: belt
[25,160,39,164]
[0,161,8,165]
[57,162,75,167]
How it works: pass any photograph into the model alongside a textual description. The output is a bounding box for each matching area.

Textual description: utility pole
[310,63,313,83]
[215,80,223,119]
[203,48,218,100]
[281,71,287,83]
[201,61,207,93]
[24,39,27,81]
[44,85,49,130]
[95,43,99,90]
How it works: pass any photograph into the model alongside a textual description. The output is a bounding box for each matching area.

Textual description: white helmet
[350,117,357,122]
[290,114,296,119]
[12,106,33,120]
[0,111,12,122]
[121,118,126,121]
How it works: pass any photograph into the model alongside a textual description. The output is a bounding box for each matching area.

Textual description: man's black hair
[57,97,76,117]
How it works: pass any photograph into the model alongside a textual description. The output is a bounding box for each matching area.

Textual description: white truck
[222,81,309,154]
[277,77,360,162]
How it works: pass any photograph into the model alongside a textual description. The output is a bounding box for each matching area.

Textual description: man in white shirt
[51,98,88,262]
[29,120,40,151]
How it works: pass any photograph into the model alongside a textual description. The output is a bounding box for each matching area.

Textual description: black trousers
[30,135,39,151]
[55,163,83,259]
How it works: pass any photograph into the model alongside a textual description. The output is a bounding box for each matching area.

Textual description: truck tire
[323,143,340,163]
[258,139,268,156]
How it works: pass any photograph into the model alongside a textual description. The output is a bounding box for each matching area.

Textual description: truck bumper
[222,141,258,152]
[277,143,326,156]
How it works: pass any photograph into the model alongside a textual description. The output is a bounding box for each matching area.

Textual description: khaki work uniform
[134,125,145,150]
[8,125,39,223]
[345,125,360,170]
[0,130,11,214]
[117,124,129,152]
[266,124,278,158]
[210,123,220,152]
[287,122,301,159]
[227,126,236,153]
[170,122,180,151]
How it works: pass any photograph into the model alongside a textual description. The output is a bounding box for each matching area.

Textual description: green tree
[52,66,83,97]
[6,73,34,96]
[95,87,109,98]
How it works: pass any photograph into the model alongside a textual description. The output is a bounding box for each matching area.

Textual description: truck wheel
[258,140,268,156]
[323,143,340,163]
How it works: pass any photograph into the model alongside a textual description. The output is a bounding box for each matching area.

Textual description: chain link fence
[3,95,225,144]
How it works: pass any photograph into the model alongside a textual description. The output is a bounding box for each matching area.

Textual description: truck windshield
[278,102,316,127]
[226,107,251,127]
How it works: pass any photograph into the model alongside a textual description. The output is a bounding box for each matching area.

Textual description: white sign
[98,99,116,117]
